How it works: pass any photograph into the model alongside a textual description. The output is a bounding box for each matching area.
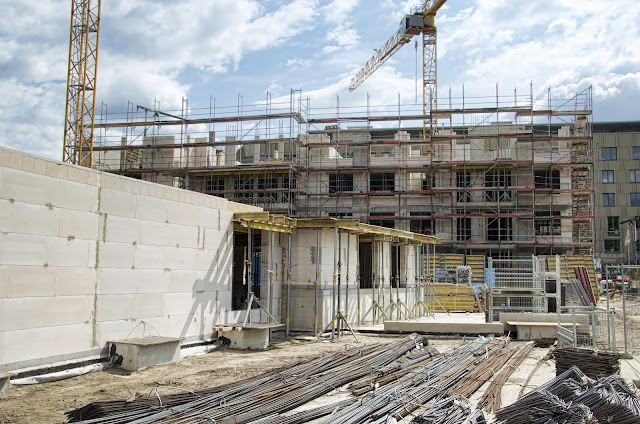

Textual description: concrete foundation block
[0,372,15,399]
[224,329,269,350]
[108,336,181,372]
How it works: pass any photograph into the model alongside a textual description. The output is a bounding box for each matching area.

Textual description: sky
[1,0,639,159]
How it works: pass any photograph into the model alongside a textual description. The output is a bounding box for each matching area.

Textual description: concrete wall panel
[98,269,136,294]
[97,294,133,322]
[99,241,135,269]
[136,269,170,293]
[0,265,7,298]
[52,323,92,356]
[0,198,12,233]
[2,297,45,330]
[132,293,164,319]
[58,209,100,241]
[46,237,93,268]
[135,196,169,223]
[0,168,51,205]
[104,215,140,244]
[140,220,171,246]
[0,233,47,266]
[3,327,54,364]
[44,296,92,326]
[51,180,93,212]
[55,267,96,296]
[8,265,56,298]
[171,224,199,249]
[133,244,167,270]
[100,189,136,218]
[11,204,56,243]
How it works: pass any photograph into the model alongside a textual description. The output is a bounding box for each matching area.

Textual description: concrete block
[21,154,35,174]
[55,267,96,296]
[8,265,56,298]
[193,250,217,273]
[166,201,194,226]
[98,241,134,269]
[59,209,100,241]
[104,215,140,244]
[133,244,167,270]
[135,196,168,223]
[0,198,12,233]
[100,188,136,218]
[51,180,93,212]
[0,331,4,371]
[136,269,170,293]
[8,151,23,170]
[0,266,6,298]
[11,202,60,237]
[3,327,54,364]
[108,336,181,372]
[132,293,164,319]
[204,229,226,251]
[46,237,92,268]
[97,294,133,322]
[167,270,198,293]
[223,328,270,350]
[170,224,199,249]
[52,323,92,356]
[165,246,194,270]
[164,292,196,316]
[0,233,47,266]
[44,296,92,326]
[45,161,68,180]
[98,268,136,294]
[384,320,505,335]
[1,297,45,331]
[139,220,171,246]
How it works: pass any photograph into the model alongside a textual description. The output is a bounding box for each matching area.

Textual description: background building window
[603,193,615,207]
[534,169,560,189]
[634,146,640,160]
[329,174,353,194]
[607,216,620,236]
[602,147,617,160]
[370,173,395,191]
[631,170,640,183]
[602,170,614,183]
[604,239,620,253]
[632,193,640,206]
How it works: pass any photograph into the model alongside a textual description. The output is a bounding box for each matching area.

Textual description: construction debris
[553,347,621,378]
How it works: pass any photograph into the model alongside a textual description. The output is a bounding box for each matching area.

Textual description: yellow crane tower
[349,0,447,138]
[62,0,102,168]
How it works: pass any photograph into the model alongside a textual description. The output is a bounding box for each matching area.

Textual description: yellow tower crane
[349,0,447,139]
[62,0,102,168]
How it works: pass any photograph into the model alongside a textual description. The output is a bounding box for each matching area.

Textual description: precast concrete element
[108,336,182,372]
[0,372,15,399]
[384,320,504,335]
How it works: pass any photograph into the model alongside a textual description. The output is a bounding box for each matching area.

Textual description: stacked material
[69,335,427,423]
[553,347,621,378]
[410,395,486,424]
[496,366,640,424]
[431,283,476,312]
[477,341,535,413]
[321,338,509,423]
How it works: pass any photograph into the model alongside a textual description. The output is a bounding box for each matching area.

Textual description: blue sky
[1,0,639,159]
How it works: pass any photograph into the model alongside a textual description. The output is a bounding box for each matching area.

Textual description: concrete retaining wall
[0,147,260,372]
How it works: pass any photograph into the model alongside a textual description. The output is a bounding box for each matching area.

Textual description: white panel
[139,220,171,246]
[0,198,12,233]
[96,294,133,322]
[0,233,47,266]
[135,196,169,223]
[0,265,7,298]
[58,209,100,241]
[165,246,195,270]
[1,298,45,331]
[132,293,164,319]
[132,244,167,270]
[55,267,96,296]
[100,188,137,218]
[98,241,134,269]
[0,168,51,205]
[44,296,92,326]
[98,269,136,294]
[167,269,199,293]
[52,323,92,355]
[170,224,199,249]
[104,215,140,244]
[136,269,170,293]
[46,237,92,268]
[8,265,56,298]
[51,180,93,212]
[11,202,60,237]
[164,292,195,316]
[3,327,54,364]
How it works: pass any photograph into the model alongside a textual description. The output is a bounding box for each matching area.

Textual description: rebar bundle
[553,347,621,378]
[321,337,509,424]
[476,341,535,412]
[69,335,428,424]
[410,395,486,424]
[496,365,640,424]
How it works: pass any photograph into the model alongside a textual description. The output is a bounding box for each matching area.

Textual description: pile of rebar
[410,395,486,424]
[320,337,510,423]
[69,335,428,424]
[495,365,640,424]
[553,347,621,378]
[476,341,535,413]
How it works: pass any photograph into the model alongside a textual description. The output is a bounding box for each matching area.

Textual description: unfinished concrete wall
[0,147,260,373]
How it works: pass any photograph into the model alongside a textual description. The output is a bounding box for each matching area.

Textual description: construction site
[2,0,640,423]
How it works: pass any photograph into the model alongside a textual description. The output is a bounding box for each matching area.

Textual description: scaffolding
[92,84,594,261]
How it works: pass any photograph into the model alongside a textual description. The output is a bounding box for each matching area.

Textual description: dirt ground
[2,295,640,424]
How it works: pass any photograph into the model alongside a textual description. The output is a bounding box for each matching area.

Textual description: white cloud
[285,58,312,70]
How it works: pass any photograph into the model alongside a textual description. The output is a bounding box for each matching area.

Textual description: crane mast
[62,0,102,167]
[349,0,447,138]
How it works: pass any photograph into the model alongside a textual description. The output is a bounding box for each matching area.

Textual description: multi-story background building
[92,87,596,262]
[593,122,640,267]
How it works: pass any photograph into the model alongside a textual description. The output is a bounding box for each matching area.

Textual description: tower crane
[349,0,447,138]
[62,0,102,168]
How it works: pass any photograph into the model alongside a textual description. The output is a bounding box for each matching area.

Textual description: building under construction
[93,85,595,261]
